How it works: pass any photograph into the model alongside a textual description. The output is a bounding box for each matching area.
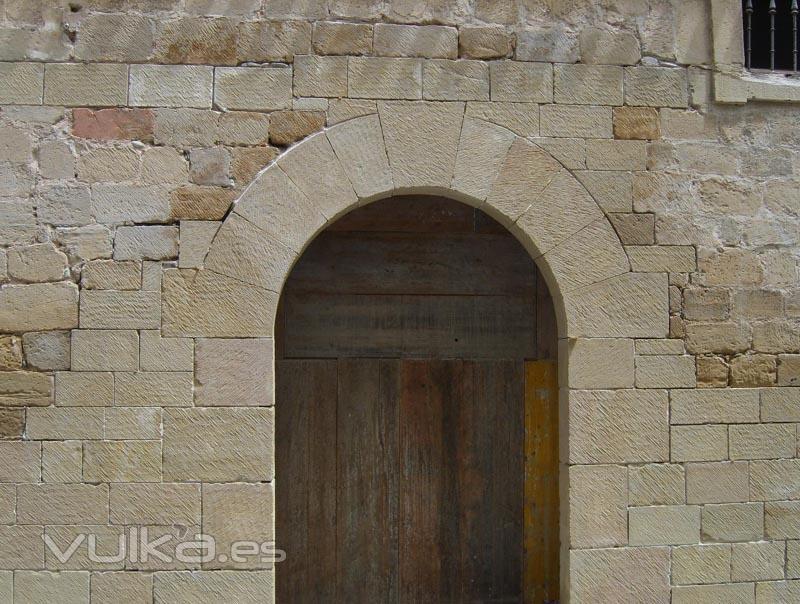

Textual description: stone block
[81,260,141,291]
[236,20,311,62]
[313,21,372,55]
[55,371,114,407]
[610,213,655,245]
[7,242,68,282]
[44,63,128,107]
[92,183,171,224]
[765,501,800,539]
[72,108,154,142]
[423,59,489,101]
[327,114,394,200]
[0,409,24,438]
[569,464,628,547]
[294,55,347,98]
[188,147,230,186]
[614,106,660,140]
[90,571,153,604]
[0,335,23,370]
[628,245,696,273]
[196,338,273,407]
[55,225,113,261]
[374,24,457,58]
[79,290,160,329]
[269,110,326,145]
[625,66,689,108]
[570,547,670,603]
[115,372,194,407]
[217,112,271,146]
[636,354,696,388]
[104,407,161,440]
[214,67,292,111]
[490,61,552,103]
[170,186,236,221]
[683,288,730,321]
[672,584,754,604]
[27,407,104,440]
[18,484,108,524]
[178,221,220,269]
[730,354,777,387]
[575,170,633,213]
[685,322,750,354]
[41,441,82,483]
[84,441,161,482]
[751,459,800,501]
[0,281,78,332]
[0,371,52,406]
[13,571,89,604]
[163,407,274,481]
[38,141,75,180]
[154,108,219,147]
[686,461,749,504]
[778,355,800,386]
[162,269,278,337]
[465,101,539,137]
[516,26,579,63]
[0,441,40,482]
[0,62,43,104]
[540,104,612,139]
[451,117,515,201]
[569,389,669,464]
[71,329,138,372]
[154,17,237,65]
[554,64,623,105]
[459,26,513,59]
[0,525,43,569]
[202,482,275,569]
[75,13,154,62]
[629,505,701,545]
[129,64,213,109]
[114,226,179,261]
[580,27,641,65]
[231,147,279,184]
[672,544,731,585]
[671,389,759,424]
[702,503,764,542]
[586,139,647,170]
[753,320,800,354]
[109,483,200,525]
[732,541,785,581]
[36,183,92,226]
[153,570,274,603]
[559,338,634,389]
[756,580,800,602]
[348,57,422,99]
[629,463,685,505]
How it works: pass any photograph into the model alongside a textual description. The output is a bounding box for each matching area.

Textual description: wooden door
[276,359,559,603]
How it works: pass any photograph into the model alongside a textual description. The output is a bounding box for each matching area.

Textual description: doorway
[275,196,559,603]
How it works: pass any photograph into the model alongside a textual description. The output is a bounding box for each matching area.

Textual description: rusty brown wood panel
[276,359,337,603]
[524,360,560,603]
[283,293,536,359]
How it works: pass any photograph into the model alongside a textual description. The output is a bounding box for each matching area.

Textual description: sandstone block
[214,67,292,111]
[195,338,273,407]
[730,354,777,387]
[154,17,237,65]
[672,388,758,424]
[559,338,634,389]
[586,139,647,170]
[629,505,700,545]
[778,355,800,386]
[14,571,89,604]
[423,59,489,101]
[109,482,200,525]
[104,407,161,440]
[35,183,92,226]
[459,26,513,59]
[55,371,113,407]
[0,281,78,332]
[162,269,278,337]
[0,441,40,482]
[629,463,685,506]
[71,329,138,372]
[327,114,393,200]
[613,106,660,140]
[313,21,372,55]
[79,290,160,329]
[755,579,800,602]
[202,482,275,569]
[702,503,764,542]
[348,57,422,99]
[294,55,347,98]
[0,62,43,104]
[580,27,641,65]
[609,212,655,245]
[178,221,220,269]
[75,13,154,62]
[129,64,213,109]
[55,225,113,260]
[516,26,579,63]
[269,110,327,145]
[574,170,633,213]
[732,541,785,581]
[751,459,800,501]
[570,547,669,603]
[569,389,668,464]
[163,407,274,481]
[92,183,171,224]
[236,20,311,63]
[554,64,623,105]
[153,570,274,603]
[0,335,23,370]
[733,290,784,320]
[465,101,539,136]
[753,320,800,354]
[41,441,82,483]
[672,584,755,604]
[217,112,271,146]
[170,186,235,221]
[27,407,104,440]
[625,66,689,108]
[84,440,161,482]
[765,501,800,539]
[569,464,628,548]
[72,108,154,142]
[0,409,24,438]
[18,484,108,524]
[81,260,141,291]
[44,63,128,107]
[0,371,52,406]
[114,225,179,261]
[115,372,194,407]
[7,242,68,282]
[374,23,457,58]
[636,354,696,388]
[686,461,749,504]
[490,61,552,103]
[683,288,730,321]
[0,525,43,569]
[672,544,731,585]
[685,322,750,354]
[153,108,219,147]
[231,146,279,184]
[38,141,75,180]
[540,104,612,139]
[90,571,153,604]
[188,147,230,186]
[451,117,515,201]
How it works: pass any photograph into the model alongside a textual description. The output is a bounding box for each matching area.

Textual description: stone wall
[0,0,798,602]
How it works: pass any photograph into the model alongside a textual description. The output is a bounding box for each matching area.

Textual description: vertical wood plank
[276,360,337,604]
[337,359,399,602]
[524,360,560,603]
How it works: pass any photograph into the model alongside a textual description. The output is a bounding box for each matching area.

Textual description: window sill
[715,69,800,103]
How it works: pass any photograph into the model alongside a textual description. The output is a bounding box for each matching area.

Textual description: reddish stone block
[72,108,155,141]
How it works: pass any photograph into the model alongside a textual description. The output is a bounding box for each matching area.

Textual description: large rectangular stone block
[422,59,489,101]
[761,387,800,421]
[671,425,729,462]
[196,338,273,407]
[27,407,104,440]
[559,338,634,388]
[0,526,43,570]
[115,372,193,407]
[730,423,796,459]
[114,225,178,261]
[671,389,759,424]
[686,461,749,504]
[0,62,43,104]
[0,282,78,332]
[625,66,689,108]
[702,503,763,542]
[570,547,670,603]
[569,464,628,548]
[554,64,623,105]
[71,329,139,371]
[109,483,200,525]
[750,459,800,501]
[153,570,274,603]
[348,57,422,99]
[55,371,114,406]
[129,64,213,108]
[635,354,696,388]
[214,66,292,111]
[79,290,160,329]
[629,505,701,545]
[373,23,457,58]
[490,61,553,103]
[293,55,347,97]
[139,331,194,372]
[0,371,52,406]
[540,104,612,138]
[672,544,731,585]
[44,63,128,106]
[17,484,108,524]
[84,441,161,482]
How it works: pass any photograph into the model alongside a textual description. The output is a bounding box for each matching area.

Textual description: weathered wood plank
[327,195,475,233]
[524,360,560,604]
[283,293,536,359]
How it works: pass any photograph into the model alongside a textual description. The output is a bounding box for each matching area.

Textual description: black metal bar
[793,0,799,70]
[770,0,777,70]
[746,0,753,69]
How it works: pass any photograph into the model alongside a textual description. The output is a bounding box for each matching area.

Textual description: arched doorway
[275,195,559,603]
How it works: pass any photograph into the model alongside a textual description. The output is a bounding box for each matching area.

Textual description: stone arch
[161,101,671,598]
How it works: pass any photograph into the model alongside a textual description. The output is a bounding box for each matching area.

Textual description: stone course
[0,1,797,601]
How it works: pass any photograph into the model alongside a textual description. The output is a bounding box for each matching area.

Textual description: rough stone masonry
[0,0,798,602]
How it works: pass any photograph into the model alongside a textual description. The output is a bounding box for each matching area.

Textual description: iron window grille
[744,0,800,71]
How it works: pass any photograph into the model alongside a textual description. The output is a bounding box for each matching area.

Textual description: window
[743,0,800,71]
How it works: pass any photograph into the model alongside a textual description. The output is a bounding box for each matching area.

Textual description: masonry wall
[0,0,798,602]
